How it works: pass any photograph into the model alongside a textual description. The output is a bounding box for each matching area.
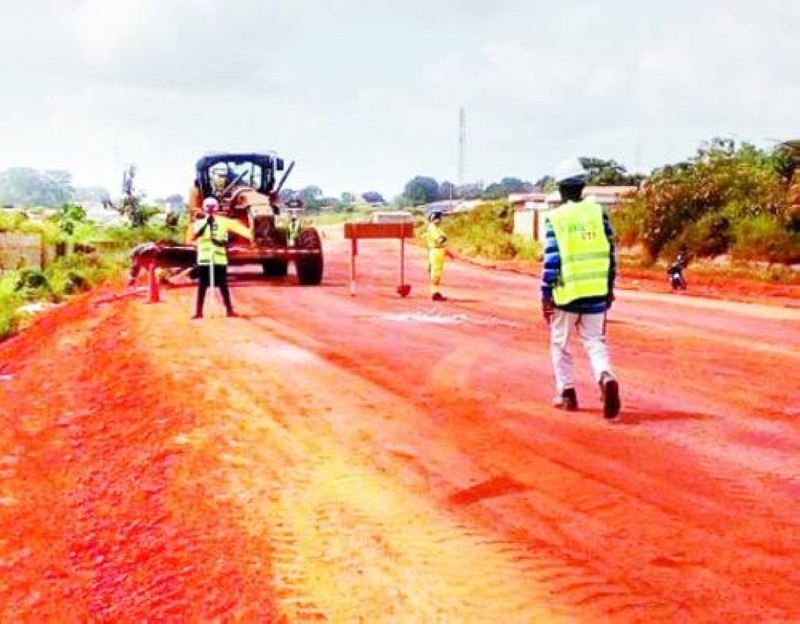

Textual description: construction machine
[135,151,324,285]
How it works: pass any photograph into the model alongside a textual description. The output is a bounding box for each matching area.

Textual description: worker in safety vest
[423,209,448,301]
[541,158,620,420]
[191,197,252,319]
[287,210,301,246]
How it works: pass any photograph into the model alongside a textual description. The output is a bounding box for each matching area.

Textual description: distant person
[423,209,448,301]
[541,158,621,420]
[287,210,302,246]
[191,197,251,318]
[667,248,688,291]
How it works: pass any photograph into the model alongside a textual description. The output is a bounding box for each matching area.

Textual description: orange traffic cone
[146,262,161,304]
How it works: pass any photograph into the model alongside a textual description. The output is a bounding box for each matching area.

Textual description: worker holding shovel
[191,197,246,319]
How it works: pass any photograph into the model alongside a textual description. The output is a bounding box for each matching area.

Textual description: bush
[0,276,22,339]
[511,235,542,262]
[633,138,794,261]
[14,268,52,297]
[437,202,522,260]
[731,215,800,264]
[612,196,647,249]
[679,211,731,258]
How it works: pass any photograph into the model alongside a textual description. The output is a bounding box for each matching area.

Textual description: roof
[510,186,637,202]
[195,152,285,172]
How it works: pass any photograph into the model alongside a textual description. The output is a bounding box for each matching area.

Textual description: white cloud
[2,0,799,199]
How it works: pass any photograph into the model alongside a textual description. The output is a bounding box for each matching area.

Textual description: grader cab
[183,152,324,285]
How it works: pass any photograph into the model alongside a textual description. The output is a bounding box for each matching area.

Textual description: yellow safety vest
[423,223,447,249]
[194,218,230,266]
[546,200,611,306]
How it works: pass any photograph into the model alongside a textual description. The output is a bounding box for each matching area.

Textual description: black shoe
[599,373,621,419]
[191,314,203,320]
[553,388,578,411]
[432,293,447,302]
[226,309,238,318]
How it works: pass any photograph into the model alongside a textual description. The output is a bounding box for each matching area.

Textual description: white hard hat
[202,197,219,212]
[554,158,588,185]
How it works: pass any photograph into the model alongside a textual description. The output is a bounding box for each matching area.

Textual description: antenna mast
[458,106,466,186]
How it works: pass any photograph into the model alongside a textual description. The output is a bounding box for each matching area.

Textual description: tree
[535,175,555,191]
[0,167,74,207]
[361,191,385,204]
[482,177,534,199]
[629,137,795,260]
[403,176,439,205]
[439,181,457,200]
[57,203,86,237]
[298,186,324,211]
[579,157,643,186]
[118,165,147,228]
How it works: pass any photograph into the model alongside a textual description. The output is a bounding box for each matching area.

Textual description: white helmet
[211,164,229,190]
[554,158,588,185]
[202,197,219,213]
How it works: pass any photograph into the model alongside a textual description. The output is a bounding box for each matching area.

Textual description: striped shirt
[540,203,616,314]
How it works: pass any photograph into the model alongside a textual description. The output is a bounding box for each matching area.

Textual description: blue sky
[2,0,798,200]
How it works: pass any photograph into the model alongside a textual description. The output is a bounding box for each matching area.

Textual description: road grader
[132,151,324,286]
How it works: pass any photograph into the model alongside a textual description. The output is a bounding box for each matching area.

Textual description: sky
[2,0,799,201]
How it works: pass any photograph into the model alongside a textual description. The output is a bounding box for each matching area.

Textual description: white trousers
[550,310,612,393]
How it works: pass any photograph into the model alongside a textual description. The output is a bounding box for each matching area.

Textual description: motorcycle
[667,254,687,291]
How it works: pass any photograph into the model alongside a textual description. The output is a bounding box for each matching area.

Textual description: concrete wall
[0,232,44,271]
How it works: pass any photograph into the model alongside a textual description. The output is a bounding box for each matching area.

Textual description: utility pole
[458,106,466,187]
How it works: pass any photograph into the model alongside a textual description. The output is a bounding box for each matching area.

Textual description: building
[511,186,638,242]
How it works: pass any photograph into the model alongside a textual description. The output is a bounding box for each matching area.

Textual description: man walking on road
[541,158,621,419]
[423,209,449,302]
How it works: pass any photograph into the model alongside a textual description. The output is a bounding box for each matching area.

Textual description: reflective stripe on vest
[546,200,610,306]
[195,218,229,266]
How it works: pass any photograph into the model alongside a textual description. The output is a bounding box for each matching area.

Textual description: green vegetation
[1,136,798,342]
[0,202,181,343]
[619,138,799,263]
[422,201,543,263]
[428,138,799,278]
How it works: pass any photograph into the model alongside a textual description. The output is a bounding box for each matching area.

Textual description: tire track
[138,304,576,622]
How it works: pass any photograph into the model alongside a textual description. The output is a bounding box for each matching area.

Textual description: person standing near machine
[191,197,246,318]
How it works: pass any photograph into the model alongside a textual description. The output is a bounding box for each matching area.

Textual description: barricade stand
[146,260,161,304]
[343,222,415,297]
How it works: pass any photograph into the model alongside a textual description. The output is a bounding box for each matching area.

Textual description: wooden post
[350,238,358,296]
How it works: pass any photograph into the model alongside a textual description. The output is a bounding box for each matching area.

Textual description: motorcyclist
[667,250,688,290]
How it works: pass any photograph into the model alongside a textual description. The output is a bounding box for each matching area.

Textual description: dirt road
[1,227,799,622]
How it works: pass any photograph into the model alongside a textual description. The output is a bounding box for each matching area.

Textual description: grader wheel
[295,229,324,286]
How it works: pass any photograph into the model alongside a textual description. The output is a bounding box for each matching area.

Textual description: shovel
[396,235,411,298]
